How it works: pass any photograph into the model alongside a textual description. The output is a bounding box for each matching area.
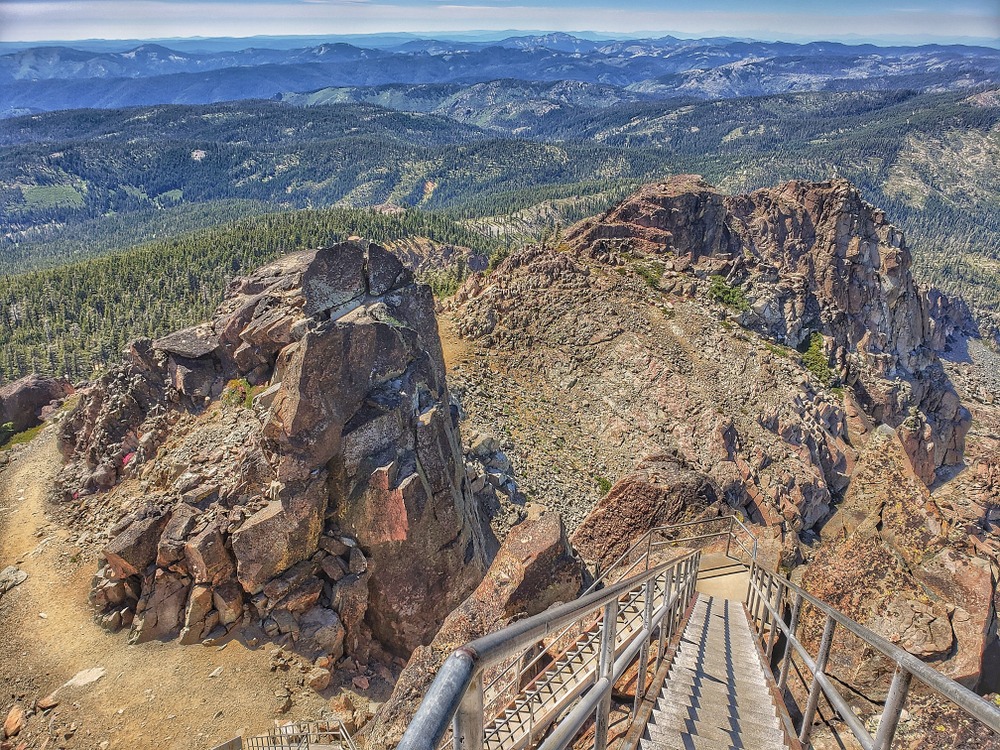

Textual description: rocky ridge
[566,176,970,485]
[56,240,496,665]
[444,176,999,733]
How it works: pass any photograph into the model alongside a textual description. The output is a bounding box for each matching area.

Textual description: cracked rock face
[362,508,584,750]
[58,240,495,658]
[567,176,970,484]
[799,427,998,695]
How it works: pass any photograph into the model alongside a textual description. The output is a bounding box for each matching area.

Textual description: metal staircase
[642,595,785,750]
[400,514,1000,750]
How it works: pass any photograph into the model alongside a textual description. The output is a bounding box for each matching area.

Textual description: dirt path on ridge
[0,427,332,750]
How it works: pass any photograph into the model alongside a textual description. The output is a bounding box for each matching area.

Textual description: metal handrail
[747,562,1000,748]
[483,513,745,713]
[398,549,701,750]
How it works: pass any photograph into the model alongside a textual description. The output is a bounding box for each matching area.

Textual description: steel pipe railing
[398,549,702,750]
[748,562,1000,749]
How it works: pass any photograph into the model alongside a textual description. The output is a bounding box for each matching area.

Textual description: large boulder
[0,374,73,434]
[571,452,724,569]
[62,240,496,661]
[363,509,584,750]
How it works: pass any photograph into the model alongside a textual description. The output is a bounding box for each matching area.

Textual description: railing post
[594,598,619,750]
[799,614,836,746]
[872,666,913,750]
[666,566,677,645]
[454,671,485,750]
[675,560,685,633]
[747,566,759,633]
[656,567,670,670]
[766,580,783,659]
[778,593,803,692]
[644,531,653,571]
[760,574,773,639]
[753,570,768,637]
[725,514,734,559]
[634,577,656,713]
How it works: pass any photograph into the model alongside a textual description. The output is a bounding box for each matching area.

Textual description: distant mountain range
[2,34,998,117]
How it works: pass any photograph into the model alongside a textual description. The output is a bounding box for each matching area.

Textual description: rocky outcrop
[571,452,724,569]
[362,508,584,750]
[0,374,73,434]
[450,235,855,533]
[800,426,998,693]
[566,177,970,484]
[58,241,495,659]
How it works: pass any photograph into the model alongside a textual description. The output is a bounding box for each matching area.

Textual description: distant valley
[3,34,998,117]
[0,33,998,384]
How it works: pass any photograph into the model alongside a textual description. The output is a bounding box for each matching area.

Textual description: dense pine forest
[1,78,998,384]
[0,208,494,381]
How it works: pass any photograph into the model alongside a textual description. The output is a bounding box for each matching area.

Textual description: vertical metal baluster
[799,614,836,746]
[454,670,484,750]
[778,593,803,692]
[634,577,656,713]
[872,666,913,750]
[656,568,669,670]
[766,580,782,659]
[666,567,677,645]
[594,597,619,750]
[725,514,734,559]
[754,570,768,637]
[759,574,772,640]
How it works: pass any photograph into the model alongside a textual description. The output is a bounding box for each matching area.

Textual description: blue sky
[1,0,998,44]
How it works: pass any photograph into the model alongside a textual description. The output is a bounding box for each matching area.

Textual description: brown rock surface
[801,427,997,693]
[57,240,495,659]
[571,452,724,569]
[567,177,970,484]
[0,374,73,434]
[362,509,584,749]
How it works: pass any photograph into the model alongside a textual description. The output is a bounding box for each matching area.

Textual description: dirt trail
[0,429,329,750]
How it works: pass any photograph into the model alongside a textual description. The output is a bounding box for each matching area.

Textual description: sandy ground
[0,428,337,750]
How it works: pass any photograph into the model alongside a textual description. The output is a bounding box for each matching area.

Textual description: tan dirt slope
[0,428,331,750]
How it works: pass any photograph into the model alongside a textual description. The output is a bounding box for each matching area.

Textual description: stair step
[661,676,772,703]
[646,714,786,747]
[668,667,768,687]
[640,728,772,750]
[646,594,787,750]
[652,698,779,729]
[673,648,763,666]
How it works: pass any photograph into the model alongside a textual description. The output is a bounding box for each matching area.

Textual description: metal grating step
[639,594,788,750]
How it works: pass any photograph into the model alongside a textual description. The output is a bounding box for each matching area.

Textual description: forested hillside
[1,40,998,386]
[0,207,493,381]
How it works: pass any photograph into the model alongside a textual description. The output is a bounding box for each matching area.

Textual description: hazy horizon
[2,0,998,48]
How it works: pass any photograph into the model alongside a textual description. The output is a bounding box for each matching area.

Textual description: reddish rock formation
[801,426,998,694]
[567,177,970,484]
[362,508,584,750]
[0,374,73,434]
[571,452,724,569]
[58,241,495,659]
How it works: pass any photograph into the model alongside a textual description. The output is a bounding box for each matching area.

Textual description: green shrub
[1,423,43,450]
[708,275,749,311]
[634,262,664,289]
[801,332,834,385]
[595,476,613,495]
[222,378,258,410]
